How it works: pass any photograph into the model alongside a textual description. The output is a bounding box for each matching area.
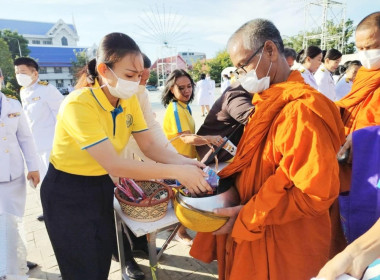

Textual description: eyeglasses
[234,43,265,77]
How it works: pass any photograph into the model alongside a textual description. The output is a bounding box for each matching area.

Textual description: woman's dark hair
[322,48,342,62]
[296,46,322,64]
[337,60,362,82]
[76,32,141,88]
[200,73,206,80]
[161,69,195,107]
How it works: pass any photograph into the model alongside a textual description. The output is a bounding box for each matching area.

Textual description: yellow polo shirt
[50,80,148,176]
[163,101,196,158]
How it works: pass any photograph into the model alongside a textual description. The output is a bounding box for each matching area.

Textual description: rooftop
[0,19,76,36]
[28,46,85,67]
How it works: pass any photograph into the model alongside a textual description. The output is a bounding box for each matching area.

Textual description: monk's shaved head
[356,11,380,31]
[227,19,284,55]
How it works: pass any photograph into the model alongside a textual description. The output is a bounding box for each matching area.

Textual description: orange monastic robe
[190,71,345,280]
[330,67,380,256]
[336,67,380,136]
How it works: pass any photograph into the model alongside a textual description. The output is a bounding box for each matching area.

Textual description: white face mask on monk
[238,49,272,94]
[358,49,380,70]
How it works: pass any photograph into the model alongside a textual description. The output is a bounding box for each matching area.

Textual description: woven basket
[115,180,172,222]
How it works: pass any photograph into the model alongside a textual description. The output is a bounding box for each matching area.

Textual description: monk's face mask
[359,49,380,70]
[238,49,272,94]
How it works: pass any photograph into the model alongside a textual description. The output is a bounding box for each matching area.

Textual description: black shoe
[125,259,145,280]
[37,215,44,222]
[27,261,38,269]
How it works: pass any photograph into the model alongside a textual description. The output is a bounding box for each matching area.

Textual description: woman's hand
[27,171,40,187]
[174,165,212,195]
[175,156,206,169]
[316,250,360,280]
[212,205,243,235]
[205,135,225,147]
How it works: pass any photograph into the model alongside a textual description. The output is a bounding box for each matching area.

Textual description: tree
[0,38,18,98]
[208,50,233,83]
[148,70,157,86]
[71,49,88,82]
[189,50,233,84]
[0,30,30,59]
[283,18,355,54]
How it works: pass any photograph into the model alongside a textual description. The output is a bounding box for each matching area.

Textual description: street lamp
[3,36,22,57]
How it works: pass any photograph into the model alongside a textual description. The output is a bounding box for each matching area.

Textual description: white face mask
[238,50,272,94]
[106,67,139,99]
[16,74,33,87]
[359,49,380,70]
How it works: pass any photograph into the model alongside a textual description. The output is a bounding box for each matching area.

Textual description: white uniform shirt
[123,85,176,162]
[0,93,39,182]
[298,65,318,90]
[335,74,353,101]
[314,65,336,100]
[20,80,63,152]
[196,79,212,106]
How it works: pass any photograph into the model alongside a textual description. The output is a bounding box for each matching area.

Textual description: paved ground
[25,88,222,280]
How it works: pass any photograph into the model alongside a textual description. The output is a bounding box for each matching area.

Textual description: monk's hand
[337,133,353,164]
[212,205,243,235]
[176,165,212,195]
[27,171,40,187]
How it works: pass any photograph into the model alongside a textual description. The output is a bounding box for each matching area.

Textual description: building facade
[179,51,206,66]
[0,18,86,91]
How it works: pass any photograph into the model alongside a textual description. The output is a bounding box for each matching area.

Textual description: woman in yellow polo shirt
[40,33,211,280]
[162,69,223,245]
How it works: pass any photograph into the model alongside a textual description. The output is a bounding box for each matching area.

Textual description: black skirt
[41,163,116,280]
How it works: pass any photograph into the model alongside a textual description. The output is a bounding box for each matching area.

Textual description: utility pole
[302,0,346,53]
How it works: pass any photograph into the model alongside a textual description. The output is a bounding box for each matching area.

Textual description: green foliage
[189,50,233,84]
[71,50,88,82]
[283,18,355,54]
[0,30,30,59]
[148,70,157,86]
[0,38,18,95]
[1,85,19,100]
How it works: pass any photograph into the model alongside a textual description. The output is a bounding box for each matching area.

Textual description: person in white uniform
[0,74,40,276]
[335,60,362,101]
[206,73,216,106]
[284,47,297,68]
[221,74,231,93]
[314,48,342,100]
[14,57,63,221]
[196,73,212,116]
[296,46,323,90]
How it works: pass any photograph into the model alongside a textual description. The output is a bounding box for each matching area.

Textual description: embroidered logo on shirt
[126,114,133,128]
[8,112,21,118]
[32,96,41,101]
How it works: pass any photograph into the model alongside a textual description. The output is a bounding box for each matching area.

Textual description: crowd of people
[0,10,379,280]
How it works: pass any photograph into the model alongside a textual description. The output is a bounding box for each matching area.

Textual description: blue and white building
[0,18,90,90]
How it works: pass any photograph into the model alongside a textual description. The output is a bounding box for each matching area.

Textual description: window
[54,67,62,73]
[39,67,47,74]
[56,80,64,88]
[61,36,68,46]
[68,67,74,74]
[43,40,52,45]
[32,40,40,44]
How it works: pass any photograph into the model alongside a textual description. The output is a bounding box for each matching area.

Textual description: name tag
[32,96,41,101]
[8,112,21,118]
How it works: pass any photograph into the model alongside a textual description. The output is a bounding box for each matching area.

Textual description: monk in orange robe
[190,19,346,280]
[330,11,380,258]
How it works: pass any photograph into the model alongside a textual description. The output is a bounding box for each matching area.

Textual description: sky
[0,0,379,61]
